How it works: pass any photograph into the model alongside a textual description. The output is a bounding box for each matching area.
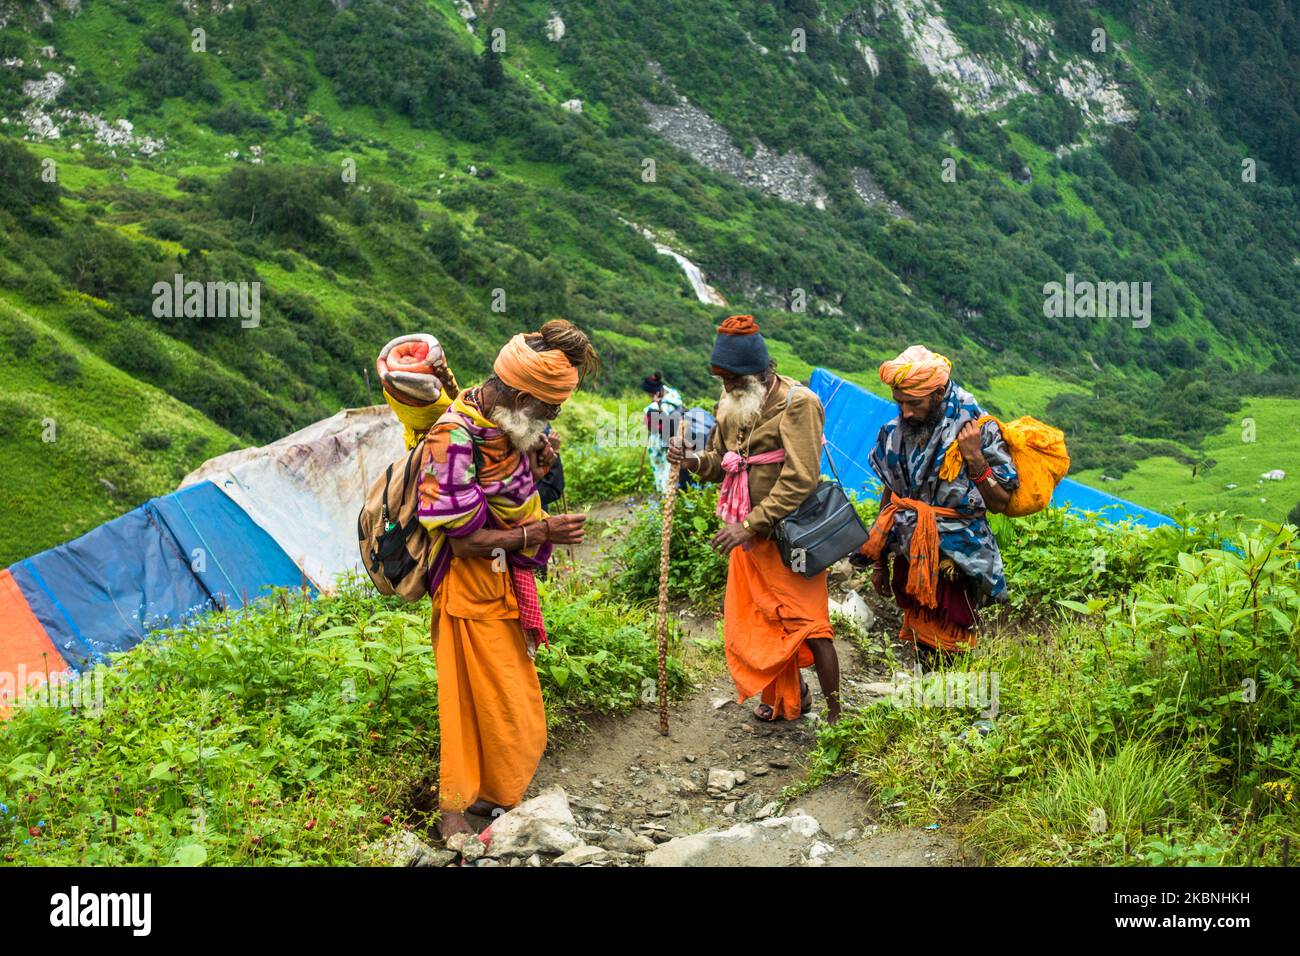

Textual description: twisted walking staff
[654,460,681,736]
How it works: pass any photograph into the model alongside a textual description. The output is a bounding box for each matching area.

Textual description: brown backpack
[357,438,433,602]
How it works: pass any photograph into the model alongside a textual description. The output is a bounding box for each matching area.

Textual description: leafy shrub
[203,103,275,136]
[211,165,342,244]
[0,138,60,214]
[562,442,641,506]
[536,578,689,726]
[1061,521,1300,792]
[138,430,173,452]
[809,517,1300,866]
[613,486,728,604]
[132,29,220,105]
[988,507,1219,615]
[0,574,685,865]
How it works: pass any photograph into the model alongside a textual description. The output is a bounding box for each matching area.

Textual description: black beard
[900,400,944,443]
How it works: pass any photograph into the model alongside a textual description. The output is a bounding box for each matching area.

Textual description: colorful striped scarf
[418,388,552,643]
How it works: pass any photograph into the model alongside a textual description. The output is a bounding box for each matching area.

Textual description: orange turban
[879,345,952,398]
[494,334,579,404]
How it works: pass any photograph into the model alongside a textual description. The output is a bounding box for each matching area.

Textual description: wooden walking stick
[654,460,682,735]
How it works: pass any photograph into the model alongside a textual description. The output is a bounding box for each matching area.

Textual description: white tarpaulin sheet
[180,406,405,590]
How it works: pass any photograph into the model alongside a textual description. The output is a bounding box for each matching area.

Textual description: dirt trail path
[518,499,969,867]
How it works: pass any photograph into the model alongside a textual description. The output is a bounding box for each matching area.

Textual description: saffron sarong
[724,537,832,720]
[434,555,547,812]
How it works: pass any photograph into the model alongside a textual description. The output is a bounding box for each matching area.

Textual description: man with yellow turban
[857,345,1018,659]
[396,320,598,841]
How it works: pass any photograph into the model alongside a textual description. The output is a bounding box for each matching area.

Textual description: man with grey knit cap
[668,315,841,723]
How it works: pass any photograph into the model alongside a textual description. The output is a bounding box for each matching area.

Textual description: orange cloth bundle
[939,415,1070,517]
[724,537,831,720]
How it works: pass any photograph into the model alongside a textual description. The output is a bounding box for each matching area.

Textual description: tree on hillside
[0,139,60,214]
[480,46,504,89]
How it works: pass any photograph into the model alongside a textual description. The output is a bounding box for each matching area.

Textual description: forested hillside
[1,0,1297,562]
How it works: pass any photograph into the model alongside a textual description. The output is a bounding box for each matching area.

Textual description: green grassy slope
[0,293,239,563]
[0,0,1297,560]
[1072,397,1300,519]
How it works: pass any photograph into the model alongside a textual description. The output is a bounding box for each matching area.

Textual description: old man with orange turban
[856,345,1018,660]
[405,319,599,842]
[668,316,841,724]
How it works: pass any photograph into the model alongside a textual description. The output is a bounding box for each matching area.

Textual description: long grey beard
[717,376,767,430]
[495,406,549,453]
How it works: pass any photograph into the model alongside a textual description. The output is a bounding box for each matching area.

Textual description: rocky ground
[370,499,973,868]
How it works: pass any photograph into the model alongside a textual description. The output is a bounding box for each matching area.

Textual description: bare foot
[437,811,473,840]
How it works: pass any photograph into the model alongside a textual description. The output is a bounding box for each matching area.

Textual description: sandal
[466,799,510,818]
[754,682,813,721]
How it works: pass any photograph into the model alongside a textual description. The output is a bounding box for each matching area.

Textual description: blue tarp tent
[809,368,1177,530]
[8,481,307,671]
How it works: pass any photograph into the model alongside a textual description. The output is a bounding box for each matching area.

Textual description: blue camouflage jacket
[867,383,1018,602]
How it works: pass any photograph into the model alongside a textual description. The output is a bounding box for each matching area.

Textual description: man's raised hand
[544,513,586,545]
[956,420,984,466]
[431,361,458,399]
[666,435,696,469]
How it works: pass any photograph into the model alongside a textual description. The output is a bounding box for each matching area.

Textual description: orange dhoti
[724,537,833,720]
[434,554,547,812]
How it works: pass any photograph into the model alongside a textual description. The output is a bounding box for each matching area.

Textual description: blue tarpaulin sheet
[8,481,306,669]
[809,368,1177,530]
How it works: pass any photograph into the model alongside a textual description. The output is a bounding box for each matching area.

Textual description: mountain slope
[1,0,1297,562]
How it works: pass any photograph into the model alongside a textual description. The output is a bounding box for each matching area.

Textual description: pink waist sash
[717,448,786,524]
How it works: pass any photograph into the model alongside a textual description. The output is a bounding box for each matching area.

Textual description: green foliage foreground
[808,515,1300,865]
[0,575,686,866]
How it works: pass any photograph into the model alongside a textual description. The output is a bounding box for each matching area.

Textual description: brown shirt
[692,374,826,537]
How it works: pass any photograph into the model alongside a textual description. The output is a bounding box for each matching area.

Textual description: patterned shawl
[418,388,552,602]
[867,383,1018,602]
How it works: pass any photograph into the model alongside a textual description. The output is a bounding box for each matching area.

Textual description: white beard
[495,405,549,453]
[717,375,767,430]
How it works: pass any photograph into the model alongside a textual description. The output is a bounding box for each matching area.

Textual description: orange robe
[724,537,833,720]
[434,554,547,812]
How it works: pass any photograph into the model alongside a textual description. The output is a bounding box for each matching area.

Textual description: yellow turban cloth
[879,345,953,398]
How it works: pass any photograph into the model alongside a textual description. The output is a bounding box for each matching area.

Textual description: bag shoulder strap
[777,382,845,487]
